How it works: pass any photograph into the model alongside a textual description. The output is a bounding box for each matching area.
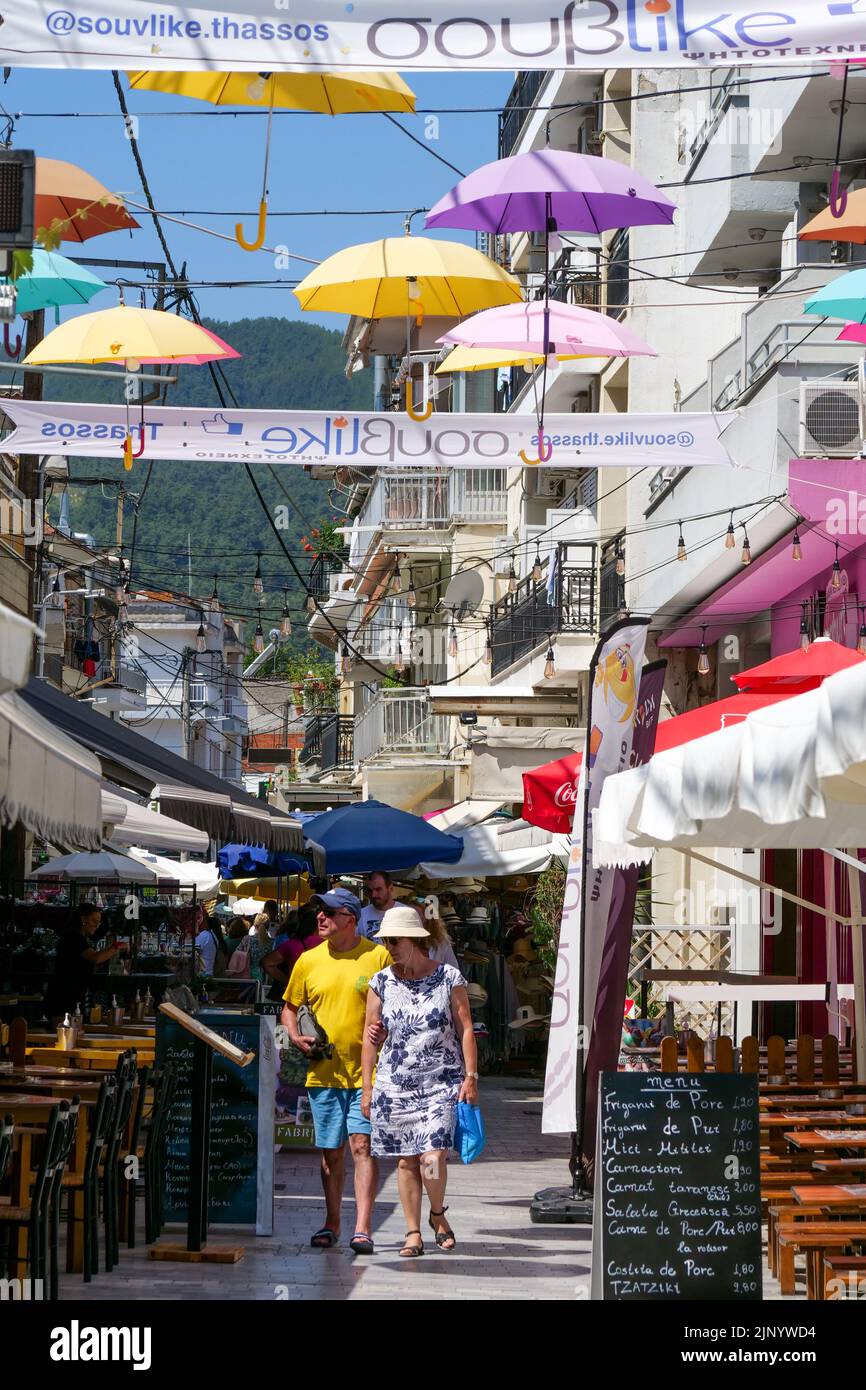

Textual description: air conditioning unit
[799,371,865,458]
[533,471,571,500]
[0,149,35,256]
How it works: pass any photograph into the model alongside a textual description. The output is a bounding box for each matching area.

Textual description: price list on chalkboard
[593,1072,761,1301]
[157,1009,276,1236]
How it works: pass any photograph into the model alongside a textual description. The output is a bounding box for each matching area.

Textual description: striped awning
[0,690,102,850]
[154,784,305,853]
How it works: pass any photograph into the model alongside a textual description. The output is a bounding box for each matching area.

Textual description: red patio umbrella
[522,689,797,835]
[731,636,866,693]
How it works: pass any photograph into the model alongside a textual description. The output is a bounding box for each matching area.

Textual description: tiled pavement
[64,1078,594,1301]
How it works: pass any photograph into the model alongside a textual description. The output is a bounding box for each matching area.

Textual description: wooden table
[763,1113,866,1128]
[786,1130,866,1152]
[26,1046,154,1071]
[761,1095,866,1111]
[793,1184,866,1208]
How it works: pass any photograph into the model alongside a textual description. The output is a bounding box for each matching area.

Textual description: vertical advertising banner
[542,618,649,1135]
[581,660,667,1172]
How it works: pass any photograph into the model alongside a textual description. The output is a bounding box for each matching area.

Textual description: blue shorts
[307,1087,371,1150]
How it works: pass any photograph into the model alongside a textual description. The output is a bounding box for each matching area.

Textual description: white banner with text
[4,2,866,72]
[0,400,738,469]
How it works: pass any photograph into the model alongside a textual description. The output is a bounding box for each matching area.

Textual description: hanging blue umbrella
[217,839,326,878]
[303,798,463,874]
[10,248,108,314]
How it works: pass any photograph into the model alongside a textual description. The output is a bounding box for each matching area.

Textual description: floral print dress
[368,963,467,1157]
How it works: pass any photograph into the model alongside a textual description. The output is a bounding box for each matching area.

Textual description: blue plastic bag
[453,1101,486,1164]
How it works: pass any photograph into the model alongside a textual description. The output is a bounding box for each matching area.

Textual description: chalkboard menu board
[157,1009,276,1236]
[592,1072,761,1301]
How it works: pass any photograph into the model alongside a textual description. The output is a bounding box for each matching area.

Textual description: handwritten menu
[156,1009,276,1236]
[593,1072,761,1301]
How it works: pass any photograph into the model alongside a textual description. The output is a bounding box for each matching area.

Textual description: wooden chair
[686,1035,705,1072]
[660,1036,678,1073]
[796,1034,815,1085]
[821,1034,840,1085]
[715,1037,734,1072]
[60,1075,116,1282]
[822,1255,866,1300]
[766,1035,787,1080]
[0,1101,75,1300]
[741,1035,759,1073]
[776,1221,866,1297]
[102,1052,136,1272]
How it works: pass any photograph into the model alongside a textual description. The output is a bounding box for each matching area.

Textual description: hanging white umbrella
[32,850,158,883]
[120,848,221,896]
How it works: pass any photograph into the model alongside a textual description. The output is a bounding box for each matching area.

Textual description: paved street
[66,1078,593,1301]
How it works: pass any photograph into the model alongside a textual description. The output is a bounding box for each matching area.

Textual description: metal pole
[845,850,866,1082]
[0,361,175,383]
[182,649,191,763]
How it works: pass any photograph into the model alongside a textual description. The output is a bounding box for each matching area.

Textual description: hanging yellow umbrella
[434,345,587,373]
[23,303,236,366]
[127,70,416,251]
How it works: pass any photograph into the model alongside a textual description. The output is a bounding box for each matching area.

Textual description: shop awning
[121,847,221,896]
[417,816,569,879]
[0,602,41,696]
[426,800,505,832]
[18,676,305,852]
[101,788,210,853]
[522,690,796,834]
[0,689,102,850]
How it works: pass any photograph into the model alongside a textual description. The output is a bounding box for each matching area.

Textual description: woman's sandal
[429,1206,456,1250]
[399,1230,425,1258]
[310,1226,339,1249]
[349,1232,375,1255]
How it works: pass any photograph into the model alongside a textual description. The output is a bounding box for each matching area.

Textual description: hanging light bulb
[252,611,265,655]
[253,554,264,598]
[725,513,736,550]
[394,630,405,672]
[858,607,866,656]
[341,642,352,676]
[306,593,316,616]
[615,541,625,578]
[697,626,710,677]
[800,603,811,652]
[209,574,221,614]
[280,590,292,639]
[195,620,207,655]
[392,562,403,595]
[508,562,518,594]
[484,625,492,665]
[831,541,842,590]
[677,523,687,562]
[792,528,802,562]
[407,573,417,609]
[740,529,751,565]
[532,548,543,585]
[119,601,129,625]
[543,637,556,681]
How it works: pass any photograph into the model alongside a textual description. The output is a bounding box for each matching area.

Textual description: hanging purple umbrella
[425,149,676,236]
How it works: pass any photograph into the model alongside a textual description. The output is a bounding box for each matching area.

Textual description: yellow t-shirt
[284,937,391,1088]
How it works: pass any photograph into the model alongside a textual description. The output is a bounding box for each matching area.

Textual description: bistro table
[785,1129,866,1152]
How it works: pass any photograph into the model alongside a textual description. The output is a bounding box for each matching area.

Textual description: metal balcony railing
[308,550,349,602]
[354,688,451,765]
[498,71,546,159]
[356,469,507,551]
[300,713,354,772]
[490,542,597,677]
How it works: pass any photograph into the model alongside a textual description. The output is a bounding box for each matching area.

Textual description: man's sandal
[429,1206,456,1250]
[349,1232,375,1255]
[310,1226,339,1248]
[399,1230,425,1258]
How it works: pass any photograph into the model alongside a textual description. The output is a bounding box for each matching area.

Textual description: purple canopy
[426,149,676,236]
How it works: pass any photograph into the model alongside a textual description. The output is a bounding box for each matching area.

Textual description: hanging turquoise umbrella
[803,267,866,326]
[10,248,107,314]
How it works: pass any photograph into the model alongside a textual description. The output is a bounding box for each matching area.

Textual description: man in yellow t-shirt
[283,887,390,1255]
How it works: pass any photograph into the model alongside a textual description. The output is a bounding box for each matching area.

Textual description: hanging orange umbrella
[799,186,866,245]
[35,158,139,245]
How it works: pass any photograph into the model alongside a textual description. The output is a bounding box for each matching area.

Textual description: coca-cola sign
[553,780,579,809]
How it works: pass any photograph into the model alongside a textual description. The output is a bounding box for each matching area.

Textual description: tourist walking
[283,888,391,1254]
[361,905,478,1257]
[357,871,396,939]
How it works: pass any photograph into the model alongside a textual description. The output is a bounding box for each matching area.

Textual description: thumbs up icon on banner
[201,412,243,436]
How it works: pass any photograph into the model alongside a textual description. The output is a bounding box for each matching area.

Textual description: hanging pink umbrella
[838,323,866,346]
[438,300,655,359]
[426,149,675,235]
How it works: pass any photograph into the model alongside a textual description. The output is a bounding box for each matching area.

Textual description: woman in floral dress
[361,905,478,1257]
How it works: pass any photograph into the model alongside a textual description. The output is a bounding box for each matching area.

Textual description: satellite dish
[443,568,484,619]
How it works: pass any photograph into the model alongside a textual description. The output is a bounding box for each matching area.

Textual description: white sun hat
[373,904,431,938]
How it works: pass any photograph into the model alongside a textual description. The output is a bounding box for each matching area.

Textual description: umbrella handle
[405,376,432,422]
[121,427,145,471]
[3,324,21,357]
[236,200,268,252]
[829,167,848,220]
[414,298,425,328]
[519,435,554,466]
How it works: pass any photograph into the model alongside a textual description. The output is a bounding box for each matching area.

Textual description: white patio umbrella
[120,848,221,897]
[32,850,158,883]
[594,661,866,1075]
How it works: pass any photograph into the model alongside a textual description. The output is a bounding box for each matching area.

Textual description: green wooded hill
[53,317,370,646]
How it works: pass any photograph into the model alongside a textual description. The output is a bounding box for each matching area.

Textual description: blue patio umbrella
[10,248,107,314]
[217,839,326,878]
[803,267,866,325]
[303,798,464,874]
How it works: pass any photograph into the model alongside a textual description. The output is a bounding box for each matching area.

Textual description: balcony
[299,713,354,774]
[491,542,597,678]
[354,688,451,766]
[498,71,546,159]
[308,550,348,603]
[354,468,507,563]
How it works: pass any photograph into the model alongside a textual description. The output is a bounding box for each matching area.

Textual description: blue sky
[8,67,512,325]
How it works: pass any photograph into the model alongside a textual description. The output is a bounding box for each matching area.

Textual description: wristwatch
[465,1071,479,1080]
